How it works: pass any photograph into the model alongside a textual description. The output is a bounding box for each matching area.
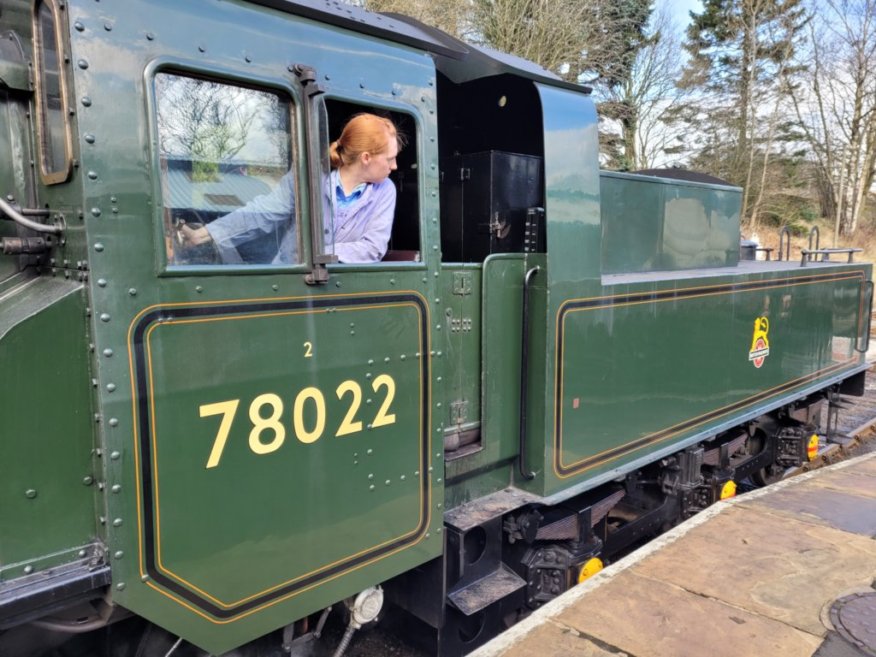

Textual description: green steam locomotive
[0,0,870,655]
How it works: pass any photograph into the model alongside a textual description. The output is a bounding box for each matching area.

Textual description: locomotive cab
[1,1,872,657]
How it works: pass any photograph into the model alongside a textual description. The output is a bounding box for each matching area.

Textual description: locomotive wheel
[747,430,785,488]
[751,463,784,487]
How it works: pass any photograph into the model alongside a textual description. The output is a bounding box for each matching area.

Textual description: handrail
[296,65,336,285]
[0,197,61,235]
[807,226,820,261]
[778,226,791,261]
[518,265,539,481]
[799,247,862,266]
[855,280,874,354]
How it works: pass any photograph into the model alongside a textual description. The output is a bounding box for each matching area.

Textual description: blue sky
[667,0,703,28]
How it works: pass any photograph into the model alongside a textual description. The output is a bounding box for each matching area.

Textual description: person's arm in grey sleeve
[206,172,295,253]
[333,182,396,263]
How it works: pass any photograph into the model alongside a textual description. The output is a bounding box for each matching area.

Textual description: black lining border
[553,271,866,478]
[130,293,430,619]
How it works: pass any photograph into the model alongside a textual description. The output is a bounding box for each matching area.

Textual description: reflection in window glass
[36,0,70,180]
[155,73,297,266]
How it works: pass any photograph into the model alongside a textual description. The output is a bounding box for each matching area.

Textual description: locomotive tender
[0,0,871,655]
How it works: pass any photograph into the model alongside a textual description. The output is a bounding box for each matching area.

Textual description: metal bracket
[452,271,472,296]
[290,63,325,97]
[450,399,469,425]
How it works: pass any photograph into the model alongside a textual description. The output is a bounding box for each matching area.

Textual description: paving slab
[809,469,876,499]
[633,506,876,636]
[494,623,625,657]
[742,486,876,536]
[847,457,876,477]
[554,570,822,657]
[474,454,876,657]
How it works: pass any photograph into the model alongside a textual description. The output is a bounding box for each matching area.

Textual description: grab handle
[855,280,874,354]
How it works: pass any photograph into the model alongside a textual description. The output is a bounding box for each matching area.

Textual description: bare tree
[676,0,807,194]
[597,1,687,169]
[747,5,804,232]
[156,77,260,180]
[469,0,595,80]
[789,0,876,239]
[354,0,596,78]
[360,0,469,37]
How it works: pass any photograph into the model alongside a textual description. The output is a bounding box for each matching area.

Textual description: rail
[808,225,820,255]
[518,266,539,481]
[800,247,863,266]
[778,226,792,261]
[856,281,874,353]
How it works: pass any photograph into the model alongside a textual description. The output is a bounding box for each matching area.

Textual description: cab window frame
[32,0,73,185]
[146,61,309,276]
[319,94,426,271]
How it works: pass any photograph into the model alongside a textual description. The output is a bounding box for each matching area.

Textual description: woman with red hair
[324,113,401,262]
[181,113,401,264]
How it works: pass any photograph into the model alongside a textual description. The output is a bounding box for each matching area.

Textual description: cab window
[322,99,420,264]
[154,73,298,266]
[34,0,72,184]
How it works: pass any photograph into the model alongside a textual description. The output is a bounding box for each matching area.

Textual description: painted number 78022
[198,374,397,469]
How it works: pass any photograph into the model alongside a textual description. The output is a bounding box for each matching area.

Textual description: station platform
[473,453,876,657]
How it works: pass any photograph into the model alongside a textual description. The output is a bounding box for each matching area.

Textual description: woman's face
[360,130,399,183]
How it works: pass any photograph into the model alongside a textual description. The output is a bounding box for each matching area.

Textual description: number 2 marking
[335,380,363,436]
[371,374,396,428]
[303,341,313,358]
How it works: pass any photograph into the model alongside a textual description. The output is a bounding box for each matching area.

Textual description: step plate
[448,565,527,616]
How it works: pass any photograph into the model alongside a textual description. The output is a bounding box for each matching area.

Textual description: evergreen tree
[673,0,808,217]
[583,0,655,170]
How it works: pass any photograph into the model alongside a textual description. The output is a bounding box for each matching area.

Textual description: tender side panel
[600,172,742,275]
[0,279,96,581]
[552,268,868,484]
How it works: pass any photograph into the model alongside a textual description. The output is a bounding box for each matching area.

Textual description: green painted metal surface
[0,89,28,284]
[440,265,482,472]
[2,0,874,651]
[538,264,870,496]
[537,84,601,284]
[600,171,742,274]
[0,26,37,282]
[122,288,435,649]
[57,0,443,652]
[0,0,31,48]
[0,278,96,579]
[444,255,532,508]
